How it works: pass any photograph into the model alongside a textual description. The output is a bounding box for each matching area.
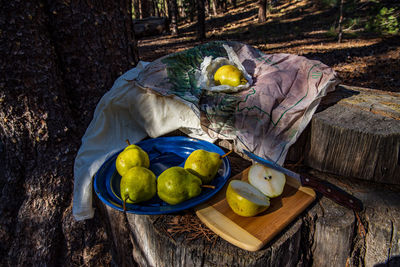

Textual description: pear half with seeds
[248,163,286,198]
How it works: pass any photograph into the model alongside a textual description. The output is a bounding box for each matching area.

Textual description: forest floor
[138,0,400,92]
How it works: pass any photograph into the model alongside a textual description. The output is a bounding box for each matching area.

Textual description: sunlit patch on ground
[138,0,400,92]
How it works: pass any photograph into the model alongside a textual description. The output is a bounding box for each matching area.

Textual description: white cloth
[73,62,214,220]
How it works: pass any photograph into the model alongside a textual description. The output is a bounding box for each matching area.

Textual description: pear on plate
[184,149,222,184]
[157,166,202,205]
[226,180,270,217]
[120,166,157,209]
[116,144,150,176]
[248,163,286,198]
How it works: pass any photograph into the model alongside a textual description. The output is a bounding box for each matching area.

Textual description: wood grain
[196,167,316,251]
[286,85,400,185]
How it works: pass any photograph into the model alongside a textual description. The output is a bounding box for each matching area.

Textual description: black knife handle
[300,174,363,212]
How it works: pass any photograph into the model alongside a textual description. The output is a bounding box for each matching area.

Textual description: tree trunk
[338,0,345,43]
[258,0,267,23]
[217,0,227,12]
[0,0,138,265]
[168,0,179,35]
[134,0,141,19]
[141,0,152,18]
[232,0,237,8]
[197,0,206,40]
[188,0,196,22]
[153,0,160,17]
[205,0,210,17]
[164,0,169,17]
[211,0,218,16]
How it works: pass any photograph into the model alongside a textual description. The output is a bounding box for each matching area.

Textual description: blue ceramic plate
[94,136,231,214]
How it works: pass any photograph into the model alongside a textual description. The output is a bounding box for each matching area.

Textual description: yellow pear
[120,166,156,207]
[226,180,270,217]
[116,145,149,176]
[214,65,247,87]
[157,167,202,205]
[184,149,222,184]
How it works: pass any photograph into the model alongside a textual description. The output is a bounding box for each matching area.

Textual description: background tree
[338,0,345,43]
[211,0,218,16]
[258,0,267,22]
[197,0,206,40]
[168,0,180,35]
[134,0,141,18]
[0,0,138,265]
[258,0,270,23]
[143,0,153,17]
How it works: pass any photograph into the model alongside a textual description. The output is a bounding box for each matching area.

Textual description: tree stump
[97,85,400,266]
[288,85,400,185]
[97,164,400,267]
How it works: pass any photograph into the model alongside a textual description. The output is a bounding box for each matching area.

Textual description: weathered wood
[124,213,305,267]
[305,169,400,267]
[310,194,355,266]
[95,196,137,267]
[363,189,400,267]
[287,85,400,185]
[133,17,168,38]
[98,145,400,267]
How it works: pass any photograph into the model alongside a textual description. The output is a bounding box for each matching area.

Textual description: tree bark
[232,0,237,8]
[134,0,141,19]
[141,0,152,18]
[168,0,179,35]
[0,0,138,265]
[338,0,345,43]
[188,0,196,22]
[258,0,267,23]
[211,0,218,16]
[197,0,206,40]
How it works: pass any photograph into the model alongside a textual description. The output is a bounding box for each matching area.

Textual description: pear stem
[201,185,216,189]
[123,197,127,212]
[125,139,131,146]
[220,150,233,159]
[123,195,133,212]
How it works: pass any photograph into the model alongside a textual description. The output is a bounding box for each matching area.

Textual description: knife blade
[243,150,363,212]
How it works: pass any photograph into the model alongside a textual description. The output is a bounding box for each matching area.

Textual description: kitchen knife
[243,150,363,212]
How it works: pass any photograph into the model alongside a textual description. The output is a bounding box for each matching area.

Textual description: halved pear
[226,180,270,217]
[248,163,286,198]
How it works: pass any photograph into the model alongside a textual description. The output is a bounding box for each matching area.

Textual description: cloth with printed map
[73,41,339,220]
[135,40,340,164]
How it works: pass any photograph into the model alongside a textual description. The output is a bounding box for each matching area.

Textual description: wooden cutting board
[195,167,316,251]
